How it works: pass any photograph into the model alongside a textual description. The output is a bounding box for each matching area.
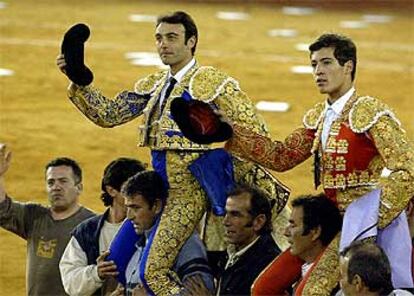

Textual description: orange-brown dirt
[0,0,413,294]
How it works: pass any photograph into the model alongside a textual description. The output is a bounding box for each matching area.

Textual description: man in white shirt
[60,157,146,295]
[226,33,414,293]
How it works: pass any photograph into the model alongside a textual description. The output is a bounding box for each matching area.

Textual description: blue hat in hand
[61,23,94,86]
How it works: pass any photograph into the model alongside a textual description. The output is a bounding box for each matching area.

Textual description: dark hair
[122,170,168,208]
[156,11,198,55]
[291,194,342,246]
[228,184,273,235]
[45,157,82,184]
[100,158,146,206]
[341,241,394,294]
[309,33,357,81]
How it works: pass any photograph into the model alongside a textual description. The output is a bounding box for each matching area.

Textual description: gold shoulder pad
[349,96,401,133]
[189,66,240,102]
[303,102,325,129]
[134,70,168,95]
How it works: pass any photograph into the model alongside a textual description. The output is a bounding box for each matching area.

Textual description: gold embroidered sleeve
[369,116,414,228]
[67,83,149,128]
[214,85,269,136]
[302,235,340,296]
[225,124,315,172]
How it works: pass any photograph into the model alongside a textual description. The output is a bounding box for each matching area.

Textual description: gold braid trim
[369,116,414,228]
[303,102,325,130]
[134,70,168,95]
[302,235,340,296]
[349,96,401,133]
[189,66,240,103]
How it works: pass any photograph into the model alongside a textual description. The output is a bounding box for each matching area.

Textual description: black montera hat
[61,23,93,86]
[170,96,233,145]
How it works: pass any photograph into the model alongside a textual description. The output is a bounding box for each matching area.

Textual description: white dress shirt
[321,87,355,150]
[158,58,196,108]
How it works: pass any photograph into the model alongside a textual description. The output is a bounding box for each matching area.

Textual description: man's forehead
[155,22,185,35]
[226,193,251,210]
[291,206,304,221]
[46,165,73,178]
[311,47,335,60]
[126,193,149,204]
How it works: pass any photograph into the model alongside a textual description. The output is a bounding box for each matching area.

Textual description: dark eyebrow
[320,57,334,62]
[155,32,180,38]
[311,57,334,63]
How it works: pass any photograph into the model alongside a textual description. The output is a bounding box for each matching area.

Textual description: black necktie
[164,77,177,100]
[159,77,177,113]
[137,235,146,248]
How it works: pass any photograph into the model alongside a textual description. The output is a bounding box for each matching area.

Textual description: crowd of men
[1,9,413,296]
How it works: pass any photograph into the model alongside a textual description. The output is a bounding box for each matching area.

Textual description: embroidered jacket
[226,94,414,229]
[68,63,269,151]
[227,94,414,295]
[66,63,291,250]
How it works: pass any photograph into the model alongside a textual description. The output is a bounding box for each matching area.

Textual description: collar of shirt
[134,225,156,249]
[225,236,260,269]
[301,261,314,278]
[324,86,355,117]
[167,58,196,83]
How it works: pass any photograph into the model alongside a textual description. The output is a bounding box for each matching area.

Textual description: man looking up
[0,143,95,295]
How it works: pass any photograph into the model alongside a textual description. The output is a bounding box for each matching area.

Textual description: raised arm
[0,143,38,239]
[0,143,12,203]
[57,54,150,128]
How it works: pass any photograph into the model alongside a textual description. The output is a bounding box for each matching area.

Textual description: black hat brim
[171,97,233,145]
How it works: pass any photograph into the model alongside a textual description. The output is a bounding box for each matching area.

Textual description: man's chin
[160,57,171,65]
[51,204,68,212]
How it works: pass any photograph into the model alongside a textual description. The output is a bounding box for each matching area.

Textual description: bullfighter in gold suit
[57,11,289,296]
[226,33,414,295]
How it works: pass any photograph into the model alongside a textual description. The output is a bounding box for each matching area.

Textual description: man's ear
[76,182,83,193]
[344,60,354,76]
[105,185,117,198]
[352,274,364,292]
[253,214,266,232]
[153,199,163,216]
[186,36,196,51]
[310,225,322,242]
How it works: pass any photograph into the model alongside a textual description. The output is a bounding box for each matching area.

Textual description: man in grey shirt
[0,143,95,295]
